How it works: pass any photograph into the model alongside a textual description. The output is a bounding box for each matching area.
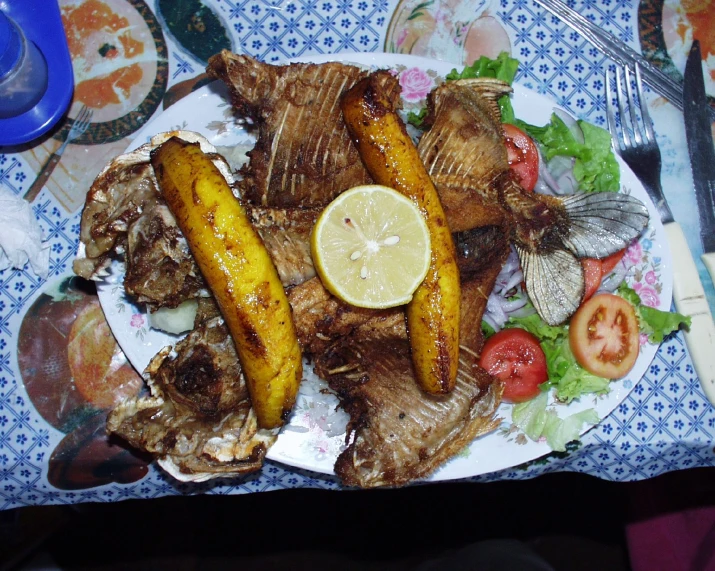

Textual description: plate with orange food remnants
[73,52,685,489]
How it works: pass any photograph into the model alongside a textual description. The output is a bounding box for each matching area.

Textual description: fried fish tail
[341,71,461,394]
[502,179,649,325]
[151,137,303,429]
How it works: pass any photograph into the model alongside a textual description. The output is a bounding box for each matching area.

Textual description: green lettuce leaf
[521,113,588,161]
[505,309,564,342]
[521,113,620,192]
[445,52,519,83]
[506,306,610,403]
[511,392,600,452]
[407,107,428,129]
[572,121,620,193]
[541,336,611,402]
[617,283,691,343]
[511,392,550,441]
[481,319,497,339]
[543,407,600,452]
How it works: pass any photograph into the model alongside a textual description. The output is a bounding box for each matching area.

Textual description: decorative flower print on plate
[398,67,434,101]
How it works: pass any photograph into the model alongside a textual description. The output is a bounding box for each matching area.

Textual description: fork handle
[665,222,715,407]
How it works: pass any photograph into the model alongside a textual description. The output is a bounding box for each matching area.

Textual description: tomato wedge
[581,258,602,303]
[601,249,626,275]
[503,123,539,192]
[569,293,639,379]
[479,328,548,403]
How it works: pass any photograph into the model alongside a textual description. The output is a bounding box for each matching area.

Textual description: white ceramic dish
[96,53,672,480]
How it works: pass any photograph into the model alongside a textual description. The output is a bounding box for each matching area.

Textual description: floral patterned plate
[96,53,672,481]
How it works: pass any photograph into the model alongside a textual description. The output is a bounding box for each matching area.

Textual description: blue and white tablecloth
[0,0,713,509]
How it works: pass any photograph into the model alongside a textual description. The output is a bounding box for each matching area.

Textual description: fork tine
[77,105,92,127]
[615,66,632,149]
[68,106,93,139]
[80,111,93,130]
[624,67,643,145]
[634,64,655,143]
[605,67,620,153]
[73,105,86,125]
[74,105,90,127]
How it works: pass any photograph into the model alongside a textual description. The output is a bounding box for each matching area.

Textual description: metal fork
[607,64,715,404]
[605,64,673,225]
[24,104,94,201]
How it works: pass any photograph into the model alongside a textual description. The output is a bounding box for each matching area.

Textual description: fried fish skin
[341,72,460,394]
[151,137,303,429]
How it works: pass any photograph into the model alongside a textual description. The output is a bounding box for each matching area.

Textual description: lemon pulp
[311,185,431,309]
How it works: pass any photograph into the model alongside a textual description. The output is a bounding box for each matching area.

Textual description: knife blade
[684,41,715,267]
[676,39,715,406]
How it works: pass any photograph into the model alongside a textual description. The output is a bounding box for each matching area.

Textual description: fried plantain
[341,72,461,394]
[151,137,303,428]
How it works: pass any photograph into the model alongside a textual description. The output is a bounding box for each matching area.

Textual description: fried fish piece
[207,51,373,207]
[419,78,649,325]
[72,132,231,308]
[293,222,509,487]
[245,205,319,287]
[314,271,504,488]
[107,317,276,482]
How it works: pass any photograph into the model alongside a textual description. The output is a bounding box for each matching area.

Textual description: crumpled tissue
[0,188,50,278]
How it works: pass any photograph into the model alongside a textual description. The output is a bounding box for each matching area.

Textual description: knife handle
[664,222,715,407]
[24,153,61,202]
[703,252,715,288]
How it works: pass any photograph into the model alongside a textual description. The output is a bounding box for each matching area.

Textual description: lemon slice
[311,184,431,309]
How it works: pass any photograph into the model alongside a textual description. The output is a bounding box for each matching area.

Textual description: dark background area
[1,467,714,570]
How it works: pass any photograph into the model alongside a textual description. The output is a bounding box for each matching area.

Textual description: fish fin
[516,245,584,326]
[557,192,649,258]
[452,78,512,99]
[451,78,512,122]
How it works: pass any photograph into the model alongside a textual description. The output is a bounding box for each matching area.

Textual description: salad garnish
[411,53,691,450]
[618,283,691,344]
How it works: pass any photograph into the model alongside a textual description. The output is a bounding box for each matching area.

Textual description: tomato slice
[600,249,626,275]
[479,328,548,403]
[503,123,539,192]
[581,258,603,303]
[569,293,640,379]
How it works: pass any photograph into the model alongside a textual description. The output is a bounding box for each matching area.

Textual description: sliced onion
[533,178,555,195]
[501,248,520,273]
[501,296,529,312]
[483,313,499,333]
[508,304,537,319]
[555,170,578,195]
[597,258,633,293]
[483,246,534,332]
[487,293,507,324]
[536,147,559,195]
[502,270,524,295]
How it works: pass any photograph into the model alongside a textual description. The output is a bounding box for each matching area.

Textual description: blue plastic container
[0,1,73,147]
[0,10,49,119]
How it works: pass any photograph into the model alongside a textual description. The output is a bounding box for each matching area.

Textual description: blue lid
[0,0,73,146]
[0,11,22,80]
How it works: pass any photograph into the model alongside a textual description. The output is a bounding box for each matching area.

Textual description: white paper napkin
[0,188,50,278]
